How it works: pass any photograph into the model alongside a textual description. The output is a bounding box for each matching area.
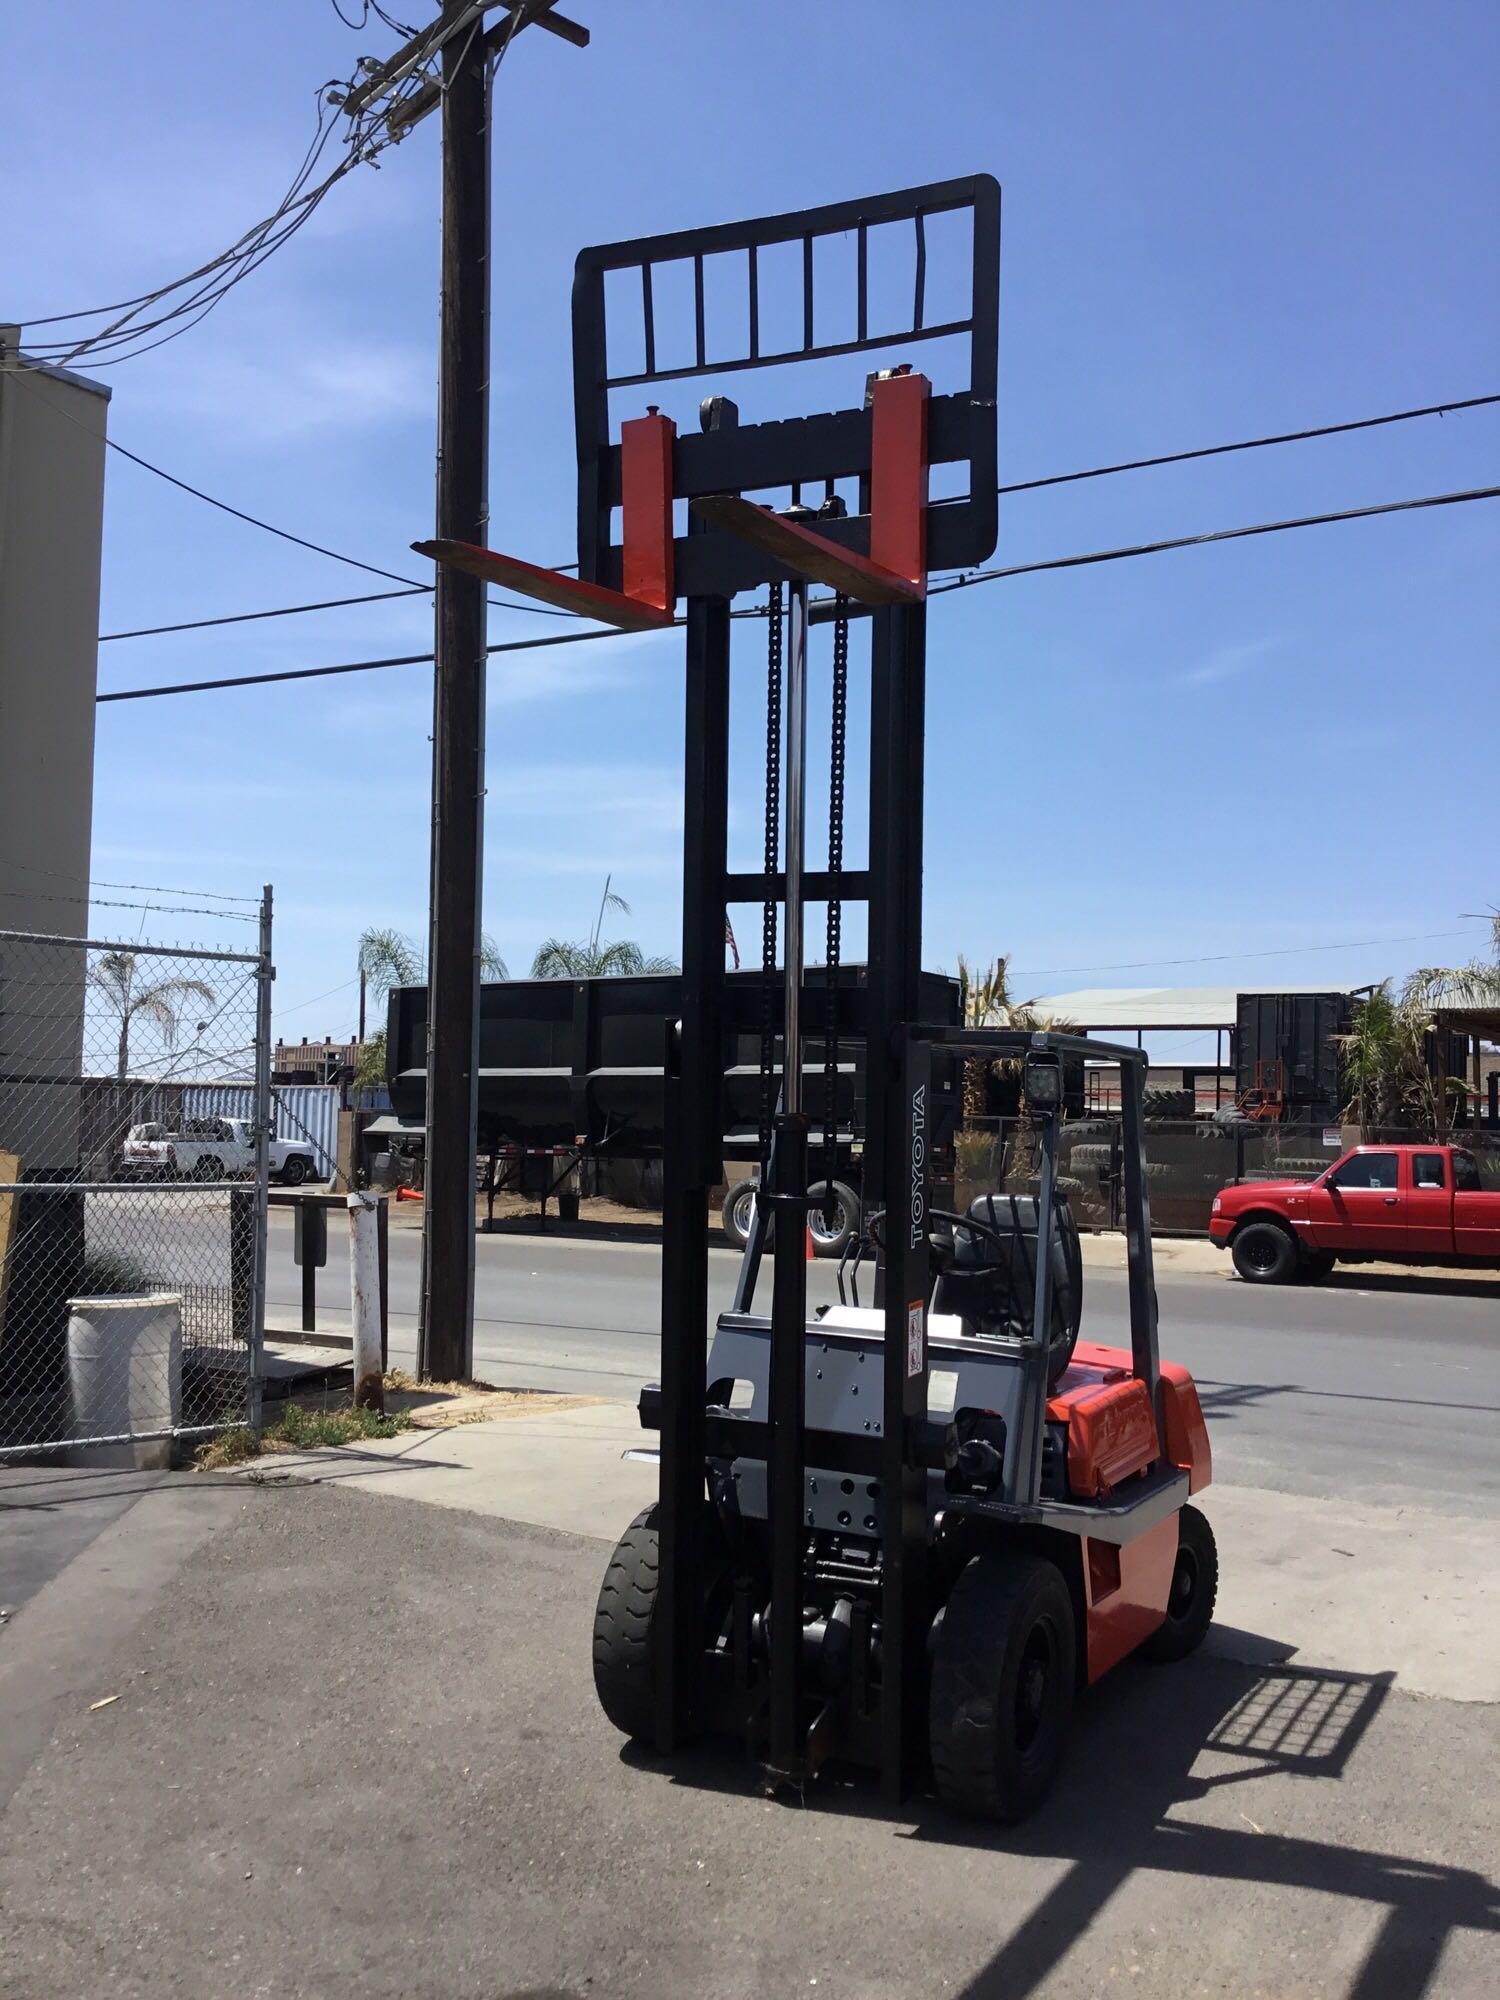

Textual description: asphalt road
[265,1213,1500,1517]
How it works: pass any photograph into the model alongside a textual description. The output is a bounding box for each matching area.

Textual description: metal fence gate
[0,898,271,1462]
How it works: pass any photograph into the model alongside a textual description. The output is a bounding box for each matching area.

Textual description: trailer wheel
[808,1180,859,1257]
[1143,1505,1218,1662]
[929,1553,1076,1823]
[721,1178,766,1250]
[1230,1219,1299,1284]
[592,1504,725,1744]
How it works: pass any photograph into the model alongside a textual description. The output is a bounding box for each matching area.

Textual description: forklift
[420,176,1217,1819]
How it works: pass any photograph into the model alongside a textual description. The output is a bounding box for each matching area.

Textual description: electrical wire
[987,393,1500,499]
[95,480,1500,703]
[89,389,1499,642]
[1008,926,1494,985]
[100,587,428,643]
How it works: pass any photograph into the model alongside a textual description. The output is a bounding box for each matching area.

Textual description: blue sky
[4,0,1496,1064]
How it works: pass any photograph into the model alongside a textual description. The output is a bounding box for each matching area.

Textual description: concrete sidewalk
[252,1395,1500,1703]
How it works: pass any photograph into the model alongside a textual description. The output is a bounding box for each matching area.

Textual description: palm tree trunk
[117,1013,131,1081]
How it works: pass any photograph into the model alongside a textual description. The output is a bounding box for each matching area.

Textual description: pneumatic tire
[929,1553,1076,1823]
[1143,1504,1218,1662]
[593,1504,726,1744]
[1298,1249,1336,1282]
[1231,1219,1300,1284]
[281,1155,308,1187]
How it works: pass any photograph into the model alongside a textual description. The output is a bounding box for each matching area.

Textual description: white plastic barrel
[66,1293,183,1469]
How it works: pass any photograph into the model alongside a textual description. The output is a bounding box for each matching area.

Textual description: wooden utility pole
[338,3,587,1381]
[420,6,492,1381]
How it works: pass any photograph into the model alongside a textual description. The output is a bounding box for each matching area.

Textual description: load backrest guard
[571,175,1000,601]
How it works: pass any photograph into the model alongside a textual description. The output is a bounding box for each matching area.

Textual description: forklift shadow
[915,1653,1499,2000]
[622,1651,1497,1999]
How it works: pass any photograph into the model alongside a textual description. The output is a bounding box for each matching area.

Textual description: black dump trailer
[385,966,963,1239]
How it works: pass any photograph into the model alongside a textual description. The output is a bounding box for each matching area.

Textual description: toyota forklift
[420,176,1216,1820]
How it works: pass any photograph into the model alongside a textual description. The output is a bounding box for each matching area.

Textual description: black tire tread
[929,1553,1076,1823]
[1143,1504,1218,1662]
[592,1505,662,1741]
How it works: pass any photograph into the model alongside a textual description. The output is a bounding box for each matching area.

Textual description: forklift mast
[424,172,1200,1808]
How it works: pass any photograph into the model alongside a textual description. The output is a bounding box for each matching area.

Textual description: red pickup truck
[1210,1143,1500,1284]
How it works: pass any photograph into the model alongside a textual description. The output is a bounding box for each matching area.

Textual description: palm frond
[358,926,423,999]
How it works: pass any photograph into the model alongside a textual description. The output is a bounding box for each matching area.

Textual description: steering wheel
[852,1205,1078,1384]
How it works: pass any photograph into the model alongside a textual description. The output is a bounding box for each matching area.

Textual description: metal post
[865,604,930,1804]
[782,581,809,1111]
[349,1192,385,1413]
[421,10,491,1382]
[1119,1056,1160,1403]
[656,594,731,1752]
[301,1229,317,1334]
[249,885,273,1432]
[765,576,810,1780]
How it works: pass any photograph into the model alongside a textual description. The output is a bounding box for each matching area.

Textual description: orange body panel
[1050,1377,1157,1499]
[619,409,676,613]
[869,371,930,590]
[1080,1517,1178,1683]
[1159,1359,1212,1493]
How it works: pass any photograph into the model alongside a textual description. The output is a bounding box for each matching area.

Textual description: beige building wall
[0,329,110,1171]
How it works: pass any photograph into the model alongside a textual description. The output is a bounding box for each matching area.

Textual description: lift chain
[759,581,784,1162]
[822,594,849,1221]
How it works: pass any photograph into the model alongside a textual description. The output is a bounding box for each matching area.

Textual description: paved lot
[1,1479,1496,2000]
[2,1229,1495,1997]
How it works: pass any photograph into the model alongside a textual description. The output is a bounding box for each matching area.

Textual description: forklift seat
[943,1192,1083,1347]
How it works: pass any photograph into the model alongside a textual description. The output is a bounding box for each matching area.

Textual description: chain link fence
[956,1114,1500,1234]
[0,909,270,1462]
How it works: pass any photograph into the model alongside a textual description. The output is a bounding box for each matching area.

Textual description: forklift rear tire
[1142,1504,1218,1662]
[592,1503,725,1744]
[929,1553,1076,1823]
[1230,1219,1300,1284]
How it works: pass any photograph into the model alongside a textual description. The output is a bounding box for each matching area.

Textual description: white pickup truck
[119,1117,321,1186]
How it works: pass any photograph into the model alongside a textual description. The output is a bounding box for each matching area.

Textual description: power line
[96,480,1500,705]
[102,437,425,588]
[1010,925,1492,985]
[100,587,428,643]
[92,390,1500,642]
[928,482,1500,597]
[990,393,1500,498]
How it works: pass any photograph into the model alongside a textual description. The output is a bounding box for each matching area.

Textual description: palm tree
[1336,981,1404,1139]
[90,952,216,1080]
[357,925,506,1029]
[531,878,677,978]
[355,925,507,1088]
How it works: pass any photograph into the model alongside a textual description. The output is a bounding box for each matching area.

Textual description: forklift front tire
[592,1503,726,1744]
[929,1553,1076,1823]
[1142,1504,1218,1663]
[593,1506,664,1742]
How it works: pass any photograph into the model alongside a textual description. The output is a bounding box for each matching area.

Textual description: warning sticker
[906,1299,925,1379]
